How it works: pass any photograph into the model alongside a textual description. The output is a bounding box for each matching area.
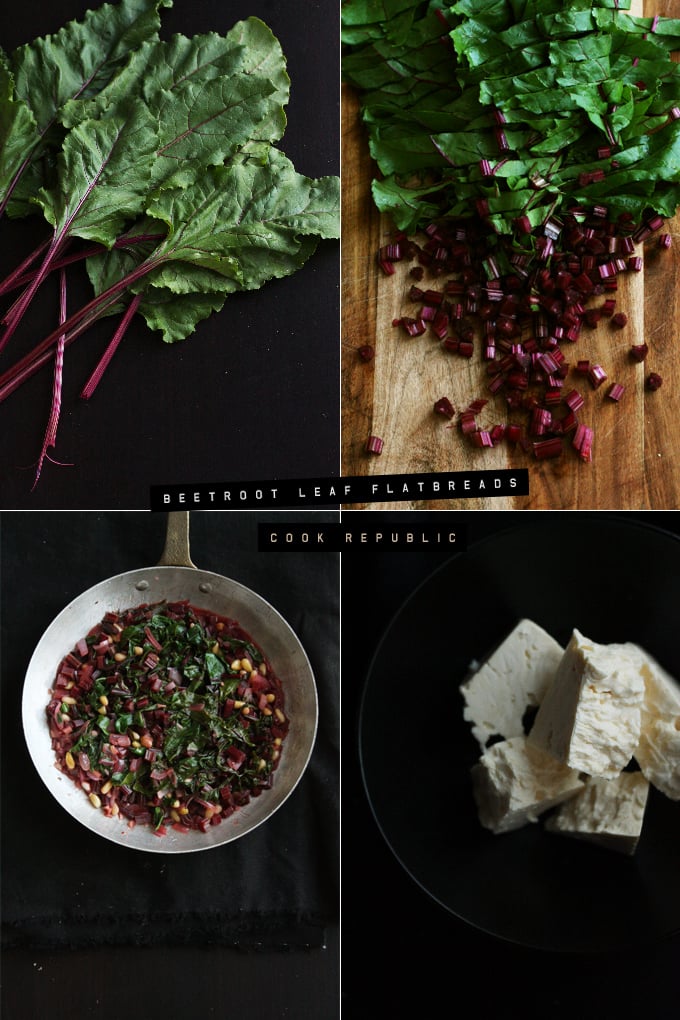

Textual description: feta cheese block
[460,619,564,751]
[545,772,650,855]
[471,736,584,834]
[626,646,680,800]
[527,629,644,778]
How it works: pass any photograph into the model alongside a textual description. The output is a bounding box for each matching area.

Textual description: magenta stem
[0,236,52,298]
[81,292,143,399]
[31,268,69,489]
[0,255,162,404]
[2,233,166,296]
[0,230,65,352]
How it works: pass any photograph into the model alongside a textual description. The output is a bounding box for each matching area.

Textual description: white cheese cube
[527,629,644,778]
[545,772,649,855]
[471,735,584,834]
[624,645,680,801]
[460,619,564,751]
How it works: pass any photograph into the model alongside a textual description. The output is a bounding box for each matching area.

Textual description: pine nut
[89,793,101,809]
[65,751,76,770]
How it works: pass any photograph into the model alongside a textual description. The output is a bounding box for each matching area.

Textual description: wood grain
[341,0,680,510]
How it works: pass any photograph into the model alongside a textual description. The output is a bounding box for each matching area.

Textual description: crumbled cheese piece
[545,772,649,855]
[527,629,644,778]
[471,735,584,834]
[460,619,564,751]
[623,645,680,801]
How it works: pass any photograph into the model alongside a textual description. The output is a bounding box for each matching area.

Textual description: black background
[340,510,680,1019]
[1,510,339,1019]
[0,0,339,510]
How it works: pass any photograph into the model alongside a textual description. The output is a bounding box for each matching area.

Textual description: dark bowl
[359,516,680,953]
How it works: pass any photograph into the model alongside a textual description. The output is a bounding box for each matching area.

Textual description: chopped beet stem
[80,293,143,400]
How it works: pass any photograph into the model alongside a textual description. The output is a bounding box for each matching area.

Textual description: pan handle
[157,511,197,568]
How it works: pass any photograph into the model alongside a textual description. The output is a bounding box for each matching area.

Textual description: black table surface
[1,511,339,1020]
[340,510,680,1019]
[0,0,339,510]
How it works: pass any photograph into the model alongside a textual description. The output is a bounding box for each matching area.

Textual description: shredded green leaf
[342,0,680,234]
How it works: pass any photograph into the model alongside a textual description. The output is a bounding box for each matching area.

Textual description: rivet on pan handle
[157,511,197,569]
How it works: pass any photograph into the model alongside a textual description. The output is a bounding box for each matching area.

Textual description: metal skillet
[22,512,318,853]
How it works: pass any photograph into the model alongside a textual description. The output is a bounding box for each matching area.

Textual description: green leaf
[2,0,171,214]
[86,148,339,342]
[0,61,38,214]
[37,103,160,246]
[205,653,225,679]
[63,19,290,192]
[147,148,339,275]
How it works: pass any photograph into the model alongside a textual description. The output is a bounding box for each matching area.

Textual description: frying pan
[22,512,318,853]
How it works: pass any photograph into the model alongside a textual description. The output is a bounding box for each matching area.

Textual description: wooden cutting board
[342,0,680,511]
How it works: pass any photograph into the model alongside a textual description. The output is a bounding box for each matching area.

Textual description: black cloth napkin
[1,511,339,951]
